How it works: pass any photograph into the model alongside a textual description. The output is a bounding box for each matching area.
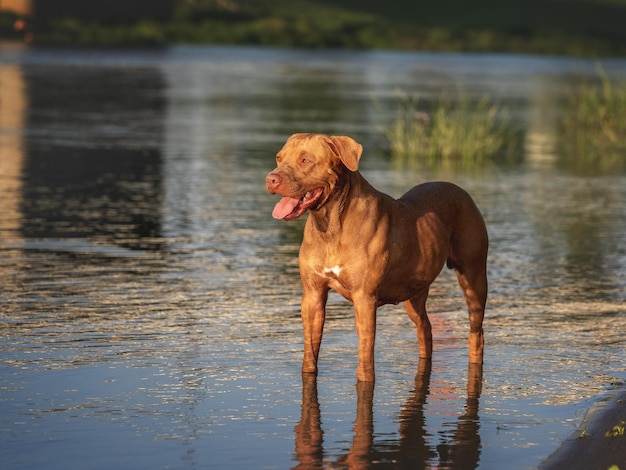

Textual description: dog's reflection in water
[293,360,483,469]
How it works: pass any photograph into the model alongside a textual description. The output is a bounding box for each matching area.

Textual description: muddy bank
[540,387,626,470]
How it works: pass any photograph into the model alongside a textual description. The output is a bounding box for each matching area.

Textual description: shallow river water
[1,44,625,469]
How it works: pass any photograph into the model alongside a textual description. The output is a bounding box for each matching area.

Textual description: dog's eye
[276,155,282,164]
[300,157,311,164]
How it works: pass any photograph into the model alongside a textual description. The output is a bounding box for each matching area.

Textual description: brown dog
[266,133,488,382]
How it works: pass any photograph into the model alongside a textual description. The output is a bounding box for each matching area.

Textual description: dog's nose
[265,172,282,192]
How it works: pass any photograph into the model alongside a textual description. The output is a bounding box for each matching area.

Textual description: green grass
[1,0,396,48]
[167,0,393,48]
[558,67,626,173]
[604,421,625,438]
[320,0,626,55]
[383,91,520,170]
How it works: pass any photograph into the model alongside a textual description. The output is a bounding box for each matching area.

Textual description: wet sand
[539,386,626,470]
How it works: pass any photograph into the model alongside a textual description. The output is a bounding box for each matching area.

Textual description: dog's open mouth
[272,187,324,220]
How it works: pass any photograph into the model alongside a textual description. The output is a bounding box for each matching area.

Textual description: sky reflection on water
[1,45,625,469]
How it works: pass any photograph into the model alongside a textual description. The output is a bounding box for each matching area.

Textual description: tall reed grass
[383,90,518,169]
[559,68,626,173]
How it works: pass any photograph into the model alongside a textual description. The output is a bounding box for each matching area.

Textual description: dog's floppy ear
[326,135,363,171]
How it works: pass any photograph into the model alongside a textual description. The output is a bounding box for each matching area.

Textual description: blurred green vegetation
[383,69,626,173]
[383,91,522,171]
[557,69,626,174]
[1,0,626,55]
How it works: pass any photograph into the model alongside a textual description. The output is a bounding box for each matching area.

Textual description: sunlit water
[1,44,625,469]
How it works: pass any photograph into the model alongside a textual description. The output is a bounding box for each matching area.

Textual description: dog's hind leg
[448,201,488,364]
[404,289,433,360]
[453,262,487,364]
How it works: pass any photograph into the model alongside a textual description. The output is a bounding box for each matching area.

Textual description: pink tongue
[272,196,300,219]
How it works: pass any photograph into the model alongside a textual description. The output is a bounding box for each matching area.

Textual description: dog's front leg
[353,293,377,382]
[301,288,328,375]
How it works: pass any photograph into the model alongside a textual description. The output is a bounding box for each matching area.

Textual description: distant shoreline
[2,0,626,57]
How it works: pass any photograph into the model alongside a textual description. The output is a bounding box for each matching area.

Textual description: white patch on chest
[322,265,342,277]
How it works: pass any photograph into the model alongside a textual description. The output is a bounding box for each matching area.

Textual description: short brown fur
[266,133,488,382]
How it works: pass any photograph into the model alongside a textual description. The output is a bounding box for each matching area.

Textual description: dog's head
[266,133,363,220]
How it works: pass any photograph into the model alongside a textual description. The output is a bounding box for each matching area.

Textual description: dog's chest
[312,263,345,286]
[322,265,342,277]
[310,262,350,294]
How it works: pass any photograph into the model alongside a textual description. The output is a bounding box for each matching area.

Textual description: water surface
[1,44,625,469]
